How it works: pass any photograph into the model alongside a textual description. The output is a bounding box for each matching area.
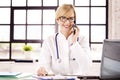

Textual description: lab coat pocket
[70,58,78,68]
[52,58,65,74]
[70,57,82,74]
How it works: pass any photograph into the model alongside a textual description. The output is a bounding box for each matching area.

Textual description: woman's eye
[62,16,66,19]
[69,17,74,20]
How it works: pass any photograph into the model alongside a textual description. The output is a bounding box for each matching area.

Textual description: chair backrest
[100,39,120,79]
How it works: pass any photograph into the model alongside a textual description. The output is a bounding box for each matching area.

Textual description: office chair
[100,39,120,80]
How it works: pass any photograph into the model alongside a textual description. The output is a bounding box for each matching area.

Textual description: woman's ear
[56,19,59,23]
[56,19,60,24]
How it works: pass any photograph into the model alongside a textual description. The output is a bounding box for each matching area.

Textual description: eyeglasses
[59,16,75,22]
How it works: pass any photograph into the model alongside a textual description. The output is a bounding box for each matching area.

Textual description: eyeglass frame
[59,16,75,22]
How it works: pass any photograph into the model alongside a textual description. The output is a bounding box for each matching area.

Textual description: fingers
[71,26,80,43]
[37,67,48,76]
[72,26,80,35]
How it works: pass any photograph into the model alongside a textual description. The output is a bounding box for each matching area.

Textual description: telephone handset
[73,21,76,35]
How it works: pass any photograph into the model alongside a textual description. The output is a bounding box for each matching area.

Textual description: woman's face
[57,13,75,33]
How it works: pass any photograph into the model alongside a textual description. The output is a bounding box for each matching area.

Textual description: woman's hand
[37,67,48,76]
[71,26,80,43]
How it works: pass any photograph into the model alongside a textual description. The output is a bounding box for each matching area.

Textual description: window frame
[0,0,108,61]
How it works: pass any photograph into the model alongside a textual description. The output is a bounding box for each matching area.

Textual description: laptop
[100,39,120,80]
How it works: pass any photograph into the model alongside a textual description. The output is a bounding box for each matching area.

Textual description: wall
[109,0,120,39]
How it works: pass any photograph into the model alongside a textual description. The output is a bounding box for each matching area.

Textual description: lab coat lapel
[58,33,70,74]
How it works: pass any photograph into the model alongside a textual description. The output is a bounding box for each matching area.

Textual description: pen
[45,74,55,76]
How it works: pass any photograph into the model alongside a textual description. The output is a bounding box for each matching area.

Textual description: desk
[0,61,101,80]
[0,72,100,80]
[0,76,100,80]
[1,75,119,80]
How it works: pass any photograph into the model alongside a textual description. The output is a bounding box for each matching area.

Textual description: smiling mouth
[64,26,69,28]
[64,25,70,28]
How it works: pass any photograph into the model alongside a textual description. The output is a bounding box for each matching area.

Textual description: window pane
[91,0,106,6]
[59,0,73,6]
[27,25,41,40]
[0,26,10,41]
[43,0,57,6]
[75,7,89,24]
[91,44,103,60]
[14,25,25,40]
[12,0,26,6]
[78,25,89,39]
[43,10,55,24]
[0,43,9,59]
[28,0,41,6]
[43,25,55,40]
[28,10,41,24]
[91,25,106,42]
[11,43,24,59]
[0,8,10,24]
[14,10,26,24]
[11,43,41,60]
[0,0,10,6]
[75,0,89,6]
[91,7,106,24]
[26,43,41,59]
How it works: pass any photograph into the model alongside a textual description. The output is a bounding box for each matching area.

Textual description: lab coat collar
[58,31,72,41]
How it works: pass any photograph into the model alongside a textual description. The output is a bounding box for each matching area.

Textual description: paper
[0,72,21,76]
[33,74,77,80]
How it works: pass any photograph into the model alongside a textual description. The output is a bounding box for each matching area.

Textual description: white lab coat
[38,32,92,75]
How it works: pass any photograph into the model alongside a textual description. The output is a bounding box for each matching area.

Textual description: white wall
[109,0,120,39]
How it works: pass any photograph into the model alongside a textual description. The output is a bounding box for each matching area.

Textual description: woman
[37,4,92,76]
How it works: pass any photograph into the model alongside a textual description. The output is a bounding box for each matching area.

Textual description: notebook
[0,72,21,77]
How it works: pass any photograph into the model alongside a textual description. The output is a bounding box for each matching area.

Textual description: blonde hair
[55,4,76,20]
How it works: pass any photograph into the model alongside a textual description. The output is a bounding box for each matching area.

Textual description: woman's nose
[65,19,71,24]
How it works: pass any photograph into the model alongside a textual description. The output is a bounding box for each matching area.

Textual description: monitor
[100,39,120,79]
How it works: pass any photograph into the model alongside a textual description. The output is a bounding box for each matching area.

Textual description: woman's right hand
[71,26,80,43]
[37,67,48,76]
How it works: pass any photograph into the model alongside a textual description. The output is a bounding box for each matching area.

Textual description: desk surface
[1,72,113,80]
[0,74,100,80]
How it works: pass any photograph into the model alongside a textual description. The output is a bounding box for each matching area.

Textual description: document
[33,74,77,80]
[0,72,21,76]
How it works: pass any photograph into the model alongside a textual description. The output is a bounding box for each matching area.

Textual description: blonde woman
[37,4,92,76]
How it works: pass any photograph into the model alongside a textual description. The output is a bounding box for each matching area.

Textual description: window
[0,0,108,61]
